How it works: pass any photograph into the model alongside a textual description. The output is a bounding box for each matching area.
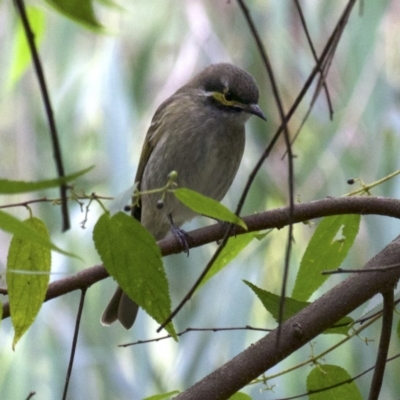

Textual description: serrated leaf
[307,364,362,399]
[292,215,360,301]
[8,7,46,89]
[174,188,247,230]
[44,0,103,30]
[93,212,176,339]
[7,218,51,349]
[197,232,258,291]
[0,211,79,259]
[0,165,93,194]
[229,393,252,400]
[244,281,352,335]
[143,390,180,400]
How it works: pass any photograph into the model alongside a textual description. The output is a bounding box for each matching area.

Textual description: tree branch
[175,234,400,399]
[62,289,87,400]
[14,0,70,231]
[2,196,400,320]
[368,289,394,400]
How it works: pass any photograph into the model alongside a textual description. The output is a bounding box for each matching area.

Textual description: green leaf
[0,211,79,259]
[143,391,180,400]
[174,188,247,230]
[44,0,103,30]
[8,7,46,89]
[292,215,360,301]
[0,166,93,194]
[96,0,122,8]
[7,218,51,349]
[244,281,352,335]
[197,232,258,291]
[93,212,177,339]
[307,364,362,399]
[229,393,252,400]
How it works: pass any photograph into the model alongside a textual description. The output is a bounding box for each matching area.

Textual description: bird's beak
[247,103,267,121]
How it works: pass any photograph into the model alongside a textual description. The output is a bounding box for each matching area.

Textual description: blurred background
[1,0,400,399]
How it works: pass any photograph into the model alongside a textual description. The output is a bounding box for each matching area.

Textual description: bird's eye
[224,91,235,102]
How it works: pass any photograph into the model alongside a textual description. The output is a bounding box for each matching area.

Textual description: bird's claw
[171,226,191,256]
[168,214,191,255]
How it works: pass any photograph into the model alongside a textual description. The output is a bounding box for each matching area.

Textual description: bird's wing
[131,95,175,220]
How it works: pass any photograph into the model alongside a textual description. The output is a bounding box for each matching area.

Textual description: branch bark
[2,196,400,320]
[175,235,400,400]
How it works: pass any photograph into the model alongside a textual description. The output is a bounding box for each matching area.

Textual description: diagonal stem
[14,0,70,231]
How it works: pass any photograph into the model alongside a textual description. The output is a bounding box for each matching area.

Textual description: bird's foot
[168,215,191,256]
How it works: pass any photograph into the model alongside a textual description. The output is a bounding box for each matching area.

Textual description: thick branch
[175,234,400,400]
[2,195,400,319]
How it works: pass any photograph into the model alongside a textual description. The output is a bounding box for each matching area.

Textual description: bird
[101,63,266,329]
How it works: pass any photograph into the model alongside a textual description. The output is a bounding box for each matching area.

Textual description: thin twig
[234,0,357,221]
[294,0,333,119]
[14,0,70,231]
[275,353,400,400]
[344,169,400,197]
[235,0,357,225]
[0,197,52,209]
[236,0,295,347]
[0,194,114,210]
[322,264,400,274]
[368,289,394,400]
[282,0,352,156]
[235,0,357,345]
[62,289,87,400]
[157,225,232,332]
[122,325,272,347]
[356,298,400,326]
[249,310,381,387]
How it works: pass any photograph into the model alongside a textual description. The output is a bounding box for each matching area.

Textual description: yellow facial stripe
[211,91,242,108]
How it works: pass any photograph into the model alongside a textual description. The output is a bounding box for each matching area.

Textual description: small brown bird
[101,63,265,329]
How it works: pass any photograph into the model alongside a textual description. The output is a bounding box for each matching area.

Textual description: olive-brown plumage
[101,63,265,329]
